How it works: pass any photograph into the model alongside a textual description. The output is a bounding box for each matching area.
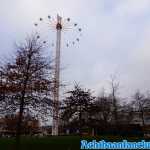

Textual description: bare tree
[91,88,112,126]
[118,102,134,125]
[0,35,53,148]
[109,75,120,125]
[133,90,146,126]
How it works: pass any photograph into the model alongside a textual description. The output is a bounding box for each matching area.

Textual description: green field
[0,136,80,150]
[0,135,147,150]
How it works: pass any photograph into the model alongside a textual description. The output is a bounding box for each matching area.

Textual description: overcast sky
[1,0,150,99]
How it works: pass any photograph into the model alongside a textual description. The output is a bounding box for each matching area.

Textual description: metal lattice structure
[34,14,82,135]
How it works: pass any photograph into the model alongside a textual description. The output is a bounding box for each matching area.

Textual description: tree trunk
[15,53,31,149]
[16,95,25,149]
[141,110,145,126]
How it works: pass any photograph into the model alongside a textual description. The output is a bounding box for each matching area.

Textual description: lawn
[0,136,80,150]
[0,135,147,150]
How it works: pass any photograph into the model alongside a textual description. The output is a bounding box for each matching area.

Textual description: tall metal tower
[52,15,62,135]
[34,14,82,135]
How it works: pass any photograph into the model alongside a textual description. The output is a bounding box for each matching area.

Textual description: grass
[0,136,80,150]
[0,135,148,150]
